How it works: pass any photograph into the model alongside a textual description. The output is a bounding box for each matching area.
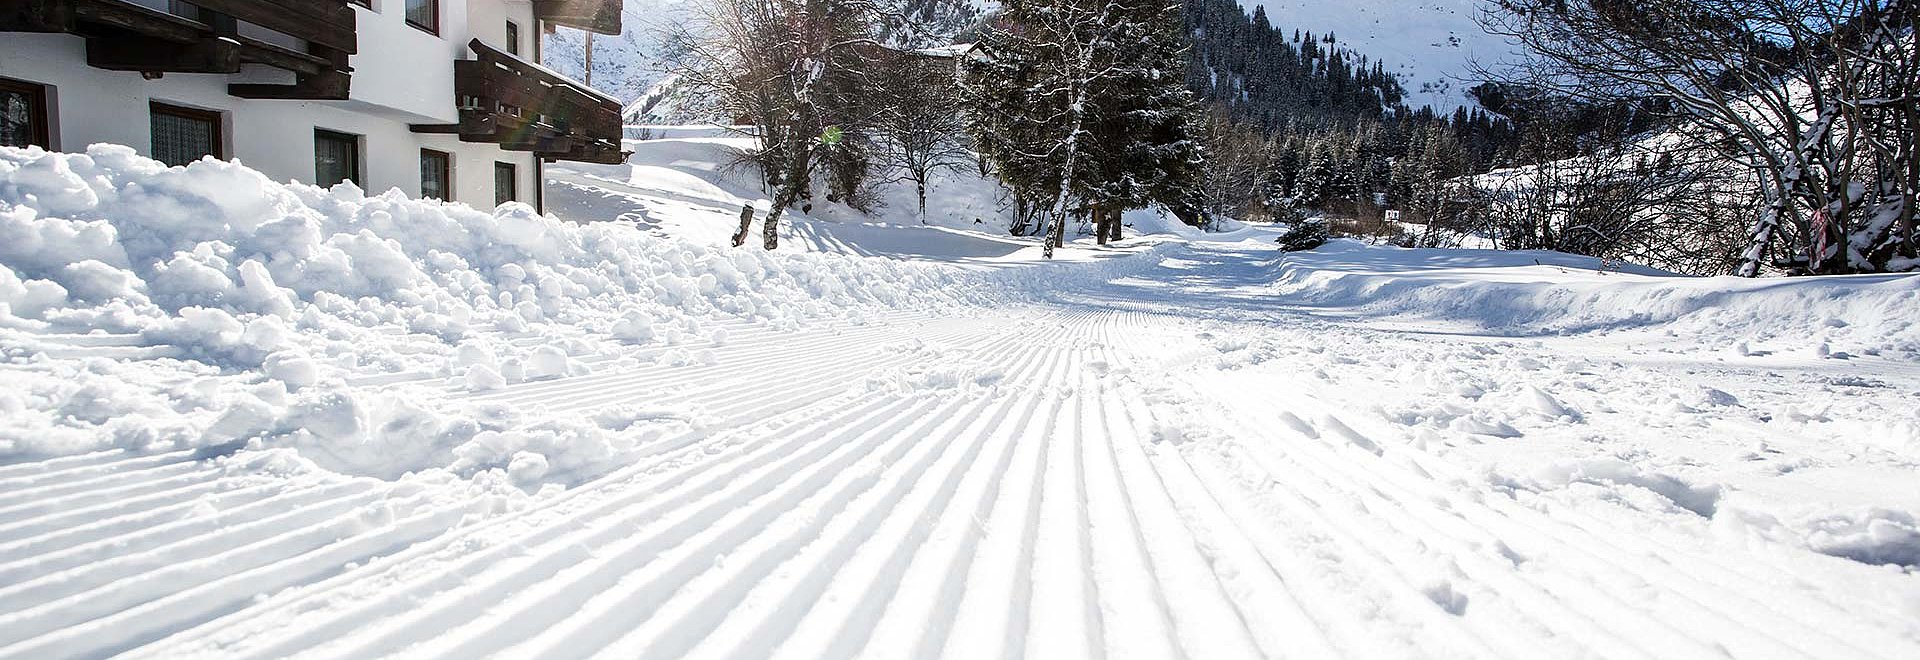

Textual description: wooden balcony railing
[0,0,357,100]
[412,39,626,165]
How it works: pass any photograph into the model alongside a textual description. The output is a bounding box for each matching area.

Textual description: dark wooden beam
[188,0,356,54]
[541,143,627,164]
[72,0,204,42]
[230,70,348,100]
[503,134,575,153]
[410,124,464,134]
[87,34,239,73]
[235,36,332,76]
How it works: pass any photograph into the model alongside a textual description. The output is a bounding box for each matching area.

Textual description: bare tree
[1479,0,1918,275]
[874,52,970,220]
[669,0,883,249]
[1196,109,1273,222]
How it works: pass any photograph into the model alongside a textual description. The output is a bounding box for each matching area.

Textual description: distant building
[1,0,626,211]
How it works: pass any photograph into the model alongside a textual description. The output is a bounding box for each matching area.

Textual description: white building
[0,0,624,212]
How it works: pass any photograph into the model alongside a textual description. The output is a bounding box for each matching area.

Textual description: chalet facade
[0,0,624,210]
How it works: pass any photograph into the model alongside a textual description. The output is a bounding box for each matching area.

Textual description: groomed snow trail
[4,242,1919,659]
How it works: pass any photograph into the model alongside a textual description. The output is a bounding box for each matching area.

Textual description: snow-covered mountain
[624,73,729,124]
[1251,0,1520,110]
[547,0,1511,112]
[540,0,691,104]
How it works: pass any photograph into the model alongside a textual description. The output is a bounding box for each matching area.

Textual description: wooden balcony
[0,0,357,99]
[534,0,621,36]
[411,39,626,165]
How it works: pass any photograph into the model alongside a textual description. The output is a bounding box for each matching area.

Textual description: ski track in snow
[4,242,1920,658]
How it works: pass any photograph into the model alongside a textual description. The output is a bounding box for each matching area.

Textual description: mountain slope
[540,0,691,103]
[1250,0,1517,110]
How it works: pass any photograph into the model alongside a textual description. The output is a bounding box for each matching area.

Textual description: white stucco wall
[0,0,545,209]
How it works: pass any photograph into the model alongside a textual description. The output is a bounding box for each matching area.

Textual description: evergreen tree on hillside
[962,0,1203,254]
[1173,0,1521,224]
[958,2,1062,239]
[1082,0,1205,242]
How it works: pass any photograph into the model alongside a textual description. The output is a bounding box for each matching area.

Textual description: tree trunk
[917,179,927,223]
[1903,101,1918,259]
[765,180,802,251]
[732,204,755,247]
[1094,205,1110,246]
[1737,187,1789,277]
[1047,208,1067,257]
[763,145,814,251]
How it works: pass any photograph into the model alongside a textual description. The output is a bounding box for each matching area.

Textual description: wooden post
[732,203,755,247]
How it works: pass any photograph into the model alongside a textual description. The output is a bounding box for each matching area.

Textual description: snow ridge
[0,145,995,480]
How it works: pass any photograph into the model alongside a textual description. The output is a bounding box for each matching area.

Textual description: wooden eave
[0,0,356,100]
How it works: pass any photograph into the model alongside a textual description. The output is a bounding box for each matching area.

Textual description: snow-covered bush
[1274,219,1329,251]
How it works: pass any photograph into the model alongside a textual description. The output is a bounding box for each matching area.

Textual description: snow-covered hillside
[2,139,1918,657]
[541,0,691,103]
[1253,0,1518,109]
[546,0,1511,111]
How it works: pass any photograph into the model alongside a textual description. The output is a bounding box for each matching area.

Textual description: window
[405,0,437,34]
[506,20,521,56]
[0,78,50,149]
[494,162,517,205]
[150,102,222,166]
[420,149,451,201]
[314,129,361,187]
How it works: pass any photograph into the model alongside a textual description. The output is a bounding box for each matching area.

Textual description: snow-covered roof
[914,44,974,58]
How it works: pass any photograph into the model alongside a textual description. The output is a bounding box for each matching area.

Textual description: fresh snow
[2,139,1918,658]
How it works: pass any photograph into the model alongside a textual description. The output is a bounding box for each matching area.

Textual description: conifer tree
[962,0,1203,254]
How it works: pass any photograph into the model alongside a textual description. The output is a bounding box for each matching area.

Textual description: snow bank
[0,145,995,486]
[1270,240,1920,357]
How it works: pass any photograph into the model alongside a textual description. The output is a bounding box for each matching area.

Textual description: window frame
[313,128,363,187]
[0,77,52,150]
[420,148,452,201]
[495,161,518,206]
[506,20,521,56]
[404,0,438,35]
[149,101,225,165]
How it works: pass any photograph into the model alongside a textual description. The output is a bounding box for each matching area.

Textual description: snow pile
[0,145,995,486]
[1270,240,1920,357]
